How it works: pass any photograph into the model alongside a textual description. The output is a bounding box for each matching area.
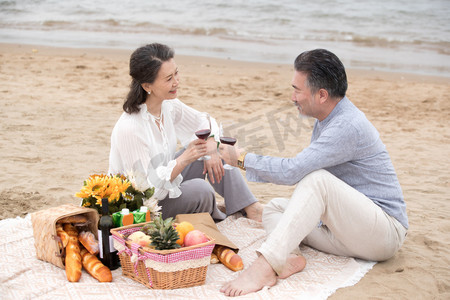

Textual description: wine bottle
[98,198,120,270]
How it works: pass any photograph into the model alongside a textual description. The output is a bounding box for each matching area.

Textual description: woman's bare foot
[220,255,277,297]
[278,254,306,279]
[244,202,264,222]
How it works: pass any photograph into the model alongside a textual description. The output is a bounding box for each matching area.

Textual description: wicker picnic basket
[111,222,215,289]
[30,204,99,268]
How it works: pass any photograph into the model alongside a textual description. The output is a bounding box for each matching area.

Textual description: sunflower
[102,176,130,204]
[75,174,108,199]
[75,174,130,206]
[76,172,155,215]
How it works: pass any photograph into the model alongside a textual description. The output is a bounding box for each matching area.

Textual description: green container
[112,208,133,227]
[133,206,151,224]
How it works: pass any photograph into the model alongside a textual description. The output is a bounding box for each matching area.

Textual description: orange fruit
[175,221,195,246]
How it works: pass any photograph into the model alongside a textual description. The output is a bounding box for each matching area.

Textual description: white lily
[144,197,162,217]
[126,169,152,192]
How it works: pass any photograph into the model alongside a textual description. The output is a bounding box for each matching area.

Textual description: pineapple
[141,215,180,250]
[141,223,156,236]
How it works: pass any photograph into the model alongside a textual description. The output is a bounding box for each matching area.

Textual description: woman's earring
[148,91,152,95]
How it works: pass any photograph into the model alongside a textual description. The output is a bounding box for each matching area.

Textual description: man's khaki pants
[258,169,407,275]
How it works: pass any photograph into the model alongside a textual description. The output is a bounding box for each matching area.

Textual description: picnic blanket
[0,214,375,299]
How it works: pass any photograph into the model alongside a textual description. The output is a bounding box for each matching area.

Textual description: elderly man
[219,49,408,297]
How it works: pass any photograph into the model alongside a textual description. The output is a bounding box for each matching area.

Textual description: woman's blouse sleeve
[108,114,182,200]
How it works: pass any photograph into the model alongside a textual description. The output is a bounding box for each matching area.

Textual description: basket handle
[52,235,66,258]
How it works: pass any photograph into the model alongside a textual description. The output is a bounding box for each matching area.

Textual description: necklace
[150,112,162,122]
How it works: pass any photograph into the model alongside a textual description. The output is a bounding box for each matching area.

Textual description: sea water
[0,0,449,76]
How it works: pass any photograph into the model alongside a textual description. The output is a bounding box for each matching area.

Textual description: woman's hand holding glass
[179,139,208,167]
[195,112,212,161]
[195,112,225,183]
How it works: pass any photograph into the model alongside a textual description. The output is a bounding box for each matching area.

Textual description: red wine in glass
[195,129,211,140]
[220,137,237,145]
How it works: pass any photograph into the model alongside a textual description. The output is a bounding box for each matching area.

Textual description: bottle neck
[101,198,109,215]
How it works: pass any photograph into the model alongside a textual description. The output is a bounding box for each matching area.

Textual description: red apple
[183,230,209,247]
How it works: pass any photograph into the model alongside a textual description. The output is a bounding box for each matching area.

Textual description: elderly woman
[108,43,262,221]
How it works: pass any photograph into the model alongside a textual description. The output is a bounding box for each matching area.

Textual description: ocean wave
[0,0,448,76]
[2,18,448,52]
[169,26,231,37]
[42,20,73,28]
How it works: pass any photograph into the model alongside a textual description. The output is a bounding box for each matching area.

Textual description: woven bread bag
[31,204,99,269]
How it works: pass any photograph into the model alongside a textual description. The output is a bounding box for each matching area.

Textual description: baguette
[78,231,99,255]
[210,253,219,264]
[213,245,244,272]
[56,223,69,248]
[80,248,112,282]
[63,223,82,282]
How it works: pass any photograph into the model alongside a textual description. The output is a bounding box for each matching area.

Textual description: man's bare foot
[220,255,277,297]
[278,254,306,279]
[244,202,264,222]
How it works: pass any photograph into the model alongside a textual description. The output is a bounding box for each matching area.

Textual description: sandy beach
[0,43,449,299]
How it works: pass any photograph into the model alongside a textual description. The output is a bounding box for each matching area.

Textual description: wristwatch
[237,151,247,170]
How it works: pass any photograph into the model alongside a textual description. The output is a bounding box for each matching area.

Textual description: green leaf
[136,198,143,209]
[144,188,155,198]
[134,193,143,202]
[109,205,119,214]
[164,217,173,227]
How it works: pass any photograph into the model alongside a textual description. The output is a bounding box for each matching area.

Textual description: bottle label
[98,230,117,259]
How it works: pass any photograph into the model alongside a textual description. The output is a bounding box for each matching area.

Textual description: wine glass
[219,122,237,169]
[219,136,237,146]
[195,113,211,140]
[195,113,211,160]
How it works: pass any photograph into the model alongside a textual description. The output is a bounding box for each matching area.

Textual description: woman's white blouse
[108,98,219,200]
